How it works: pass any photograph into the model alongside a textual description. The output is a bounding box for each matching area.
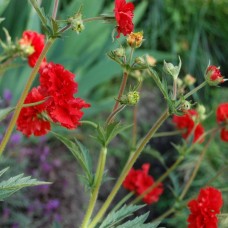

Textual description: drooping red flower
[39,62,90,129]
[205,65,224,86]
[123,163,163,205]
[187,187,223,228]
[173,110,205,143]
[114,0,134,38]
[17,87,50,137]
[19,30,46,67]
[216,103,228,142]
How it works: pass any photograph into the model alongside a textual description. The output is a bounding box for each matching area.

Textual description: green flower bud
[134,57,145,65]
[197,104,206,121]
[179,100,191,112]
[68,14,85,34]
[113,48,125,57]
[119,91,140,106]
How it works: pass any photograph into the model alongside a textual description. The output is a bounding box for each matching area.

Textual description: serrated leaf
[0,167,9,177]
[0,106,15,121]
[99,204,145,228]
[0,169,50,200]
[116,212,160,228]
[52,132,93,186]
[97,122,132,146]
[144,147,166,166]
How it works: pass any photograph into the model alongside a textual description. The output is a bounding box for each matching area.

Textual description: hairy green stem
[0,39,55,156]
[107,71,129,124]
[81,147,107,228]
[183,81,207,100]
[52,0,59,19]
[153,130,183,138]
[88,109,170,228]
[80,120,98,129]
[179,129,217,200]
[106,105,126,125]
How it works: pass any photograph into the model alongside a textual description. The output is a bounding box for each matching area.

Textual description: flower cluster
[19,31,46,68]
[216,103,228,142]
[17,62,90,137]
[123,163,163,204]
[114,0,134,38]
[173,110,205,143]
[187,187,223,228]
[205,65,224,86]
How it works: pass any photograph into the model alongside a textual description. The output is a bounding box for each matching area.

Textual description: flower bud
[179,100,191,112]
[184,74,196,86]
[120,91,140,106]
[127,31,144,48]
[163,57,182,79]
[68,14,85,34]
[146,55,156,66]
[197,104,206,121]
[205,65,224,86]
[113,48,125,57]
[134,57,145,65]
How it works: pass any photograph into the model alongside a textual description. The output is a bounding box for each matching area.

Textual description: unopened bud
[179,100,191,112]
[120,91,140,106]
[205,65,224,86]
[163,57,182,79]
[197,104,206,121]
[134,57,145,65]
[113,48,125,57]
[68,14,85,34]
[146,55,156,66]
[127,31,144,48]
[184,74,196,86]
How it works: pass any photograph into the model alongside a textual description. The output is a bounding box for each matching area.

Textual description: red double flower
[173,110,205,143]
[216,103,228,142]
[114,0,134,38]
[123,163,163,204]
[187,187,223,228]
[17,63,90,137]
[19,31,47,68]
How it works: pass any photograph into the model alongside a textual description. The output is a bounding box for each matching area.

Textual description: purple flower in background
[3,89,12,102]
[9,133,22,146]
[45,199,60,213]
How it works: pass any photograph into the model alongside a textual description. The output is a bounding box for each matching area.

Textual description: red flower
[114,0,134,38]
[123,163,163,205]
[17,87,50,137]
[39,62,90,129]
[173,110,205,143]
[19,31,46,67]
[187,187,223,228]
[216,103,228,142]
[205,65,224,86]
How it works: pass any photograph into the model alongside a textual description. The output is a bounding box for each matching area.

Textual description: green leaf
[0,167,9,177]
[0,0,11,15]
[0,167,50,200]
[0,106,15,122]
[0,17,5,23]
[116,213,160,228]
[52,132,93,187]
[96,122,132,146]
[99,204,145,228]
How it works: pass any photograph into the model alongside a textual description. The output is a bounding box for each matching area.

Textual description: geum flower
[114,0,134,38]
[205,65,224,86]
[173,109,205,143]
[123,163,163,204]
[39,62,90,129]
[187,187,223,228]
[19,30,46,68]
[16,87,50,137]
[216,103,228,142]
